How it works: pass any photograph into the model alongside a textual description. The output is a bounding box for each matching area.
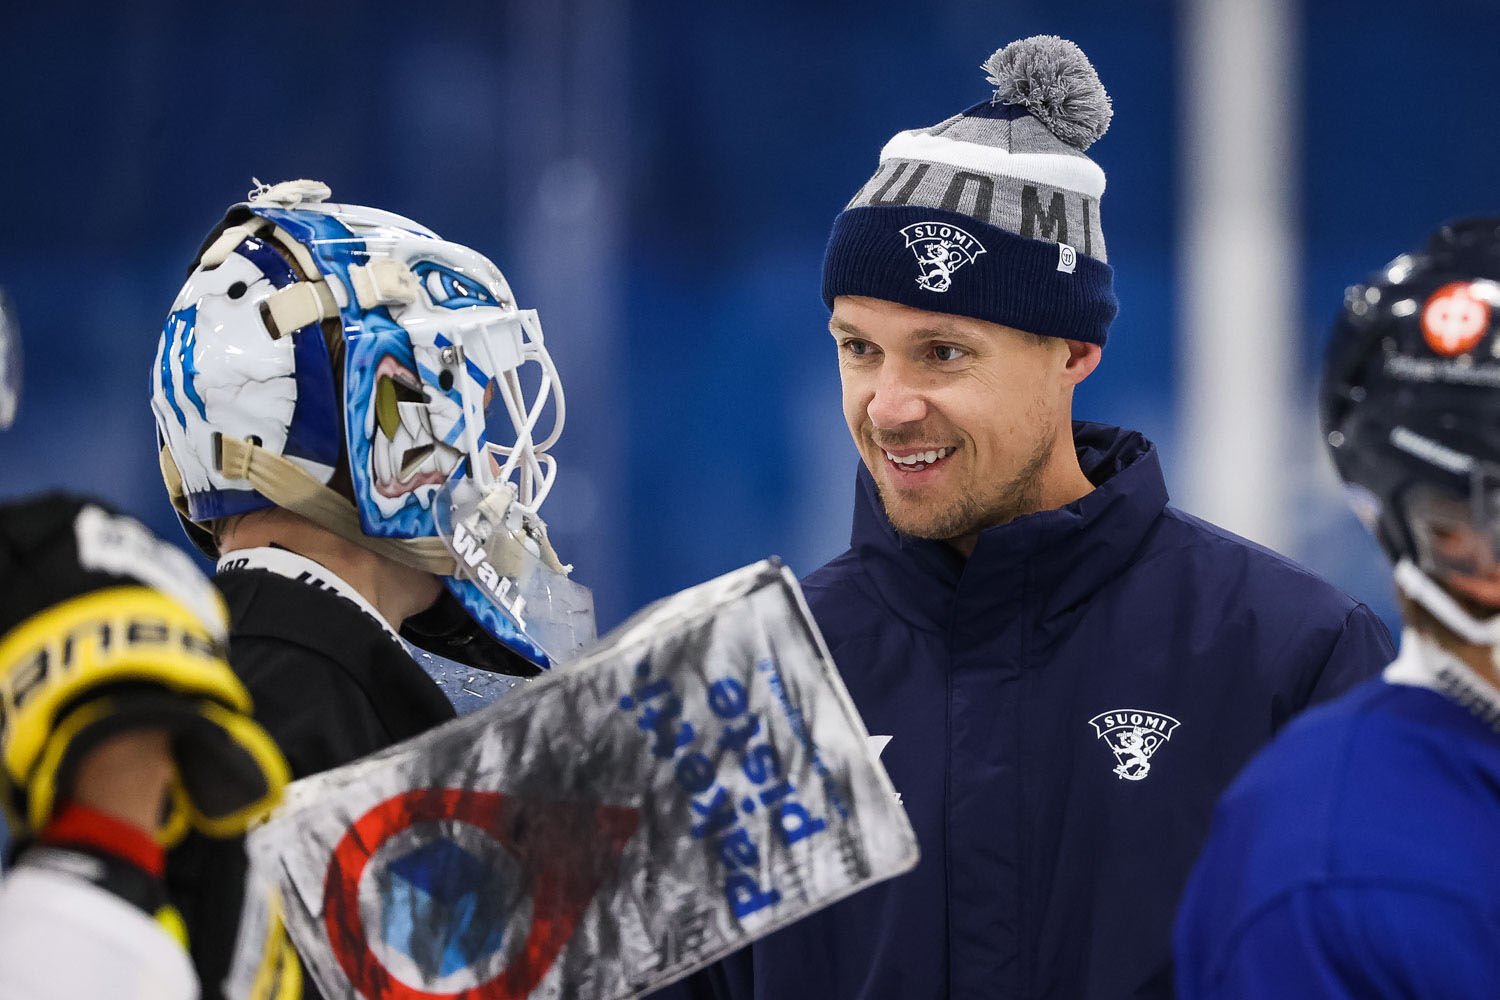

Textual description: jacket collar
[217,546,401,641]
[850,422,1169,632]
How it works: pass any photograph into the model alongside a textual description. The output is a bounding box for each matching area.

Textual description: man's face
[831,295,1081,542]
[1411,491,1500,612]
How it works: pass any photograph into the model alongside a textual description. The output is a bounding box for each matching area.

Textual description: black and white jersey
[168,560,456,1000]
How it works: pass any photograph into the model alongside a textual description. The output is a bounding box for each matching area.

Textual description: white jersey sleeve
[0,864,198,1000]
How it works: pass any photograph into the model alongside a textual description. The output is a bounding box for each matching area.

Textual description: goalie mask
[1321,217,1500,651]
[151,180,594,667]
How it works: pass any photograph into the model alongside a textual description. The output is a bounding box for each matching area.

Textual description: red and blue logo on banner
[322,789,639,999]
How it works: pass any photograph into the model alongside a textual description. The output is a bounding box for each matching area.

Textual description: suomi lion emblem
[899,222,987,293]
[1088,709,1181,781]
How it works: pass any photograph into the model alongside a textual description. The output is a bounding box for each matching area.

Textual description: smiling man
[656,36,1393,1000]
[831,297,1098,554]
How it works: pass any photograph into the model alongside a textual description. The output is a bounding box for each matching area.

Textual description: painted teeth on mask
[398,400,425,439]
[375,419,413,486]
[390,420,463,484]
[375,370,428,442]
[401,440,462,480]
[400,443,436,479]
[373,427,394,484]
[884,447,955,466]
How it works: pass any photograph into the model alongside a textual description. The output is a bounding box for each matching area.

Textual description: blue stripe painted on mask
[179,315,208,420]
[159,308,189,428]
[465,357,489,387]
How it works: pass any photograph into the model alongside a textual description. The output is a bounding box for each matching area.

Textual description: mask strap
[211,435,456,576]
[260,281,340,340]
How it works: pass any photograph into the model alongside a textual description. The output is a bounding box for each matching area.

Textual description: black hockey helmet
[1321,217,1500,581]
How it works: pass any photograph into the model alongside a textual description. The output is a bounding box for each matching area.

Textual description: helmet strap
[211,435,456,577]
[1393,559,1500,647]
[162,436,573,614]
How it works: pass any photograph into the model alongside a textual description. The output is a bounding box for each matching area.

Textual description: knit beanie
[822,35,1118,345]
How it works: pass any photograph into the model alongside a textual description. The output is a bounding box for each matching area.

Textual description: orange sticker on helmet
[1422,282,1491,356]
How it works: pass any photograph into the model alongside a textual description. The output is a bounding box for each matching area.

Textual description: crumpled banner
[237,559,917,1000]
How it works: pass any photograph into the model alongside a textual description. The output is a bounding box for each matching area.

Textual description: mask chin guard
[433,479,596,666]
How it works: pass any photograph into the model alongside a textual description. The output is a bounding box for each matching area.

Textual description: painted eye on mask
[412,262,500,310]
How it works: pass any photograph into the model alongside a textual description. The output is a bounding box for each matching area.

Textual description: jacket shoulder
[798,549,894,651]
[1137,508,1394,702]
[801,548,862,597]
[801,549,886,614]
[1156,506,1364,615]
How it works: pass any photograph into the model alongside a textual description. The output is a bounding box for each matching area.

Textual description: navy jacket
[660,423,1393,1000]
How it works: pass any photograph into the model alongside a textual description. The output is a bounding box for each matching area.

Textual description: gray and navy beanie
[822,35,1118,345]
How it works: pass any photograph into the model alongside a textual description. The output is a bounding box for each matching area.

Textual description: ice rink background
[3,1,1499,635]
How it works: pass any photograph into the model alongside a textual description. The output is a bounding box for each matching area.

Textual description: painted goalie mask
[151,179,594,667]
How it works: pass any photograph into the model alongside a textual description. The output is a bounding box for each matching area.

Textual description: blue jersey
[1176,634,1500,998]
[657,423,1392,999]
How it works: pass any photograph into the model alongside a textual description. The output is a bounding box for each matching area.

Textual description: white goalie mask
[151,180,594,667]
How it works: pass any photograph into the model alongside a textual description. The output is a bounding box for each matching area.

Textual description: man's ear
[1061,339,1103,386]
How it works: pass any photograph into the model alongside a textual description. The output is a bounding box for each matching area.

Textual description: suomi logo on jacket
[1088,709,1181,781]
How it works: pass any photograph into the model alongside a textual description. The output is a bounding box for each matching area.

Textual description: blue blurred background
[3,1,1497,635]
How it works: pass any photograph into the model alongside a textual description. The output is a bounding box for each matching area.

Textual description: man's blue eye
[412,262,498,309]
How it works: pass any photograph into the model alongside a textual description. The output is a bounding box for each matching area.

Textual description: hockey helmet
[151,180,593,667]
[1321,217,1500,639]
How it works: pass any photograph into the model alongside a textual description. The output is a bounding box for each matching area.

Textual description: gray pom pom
[983,35,1113,150]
